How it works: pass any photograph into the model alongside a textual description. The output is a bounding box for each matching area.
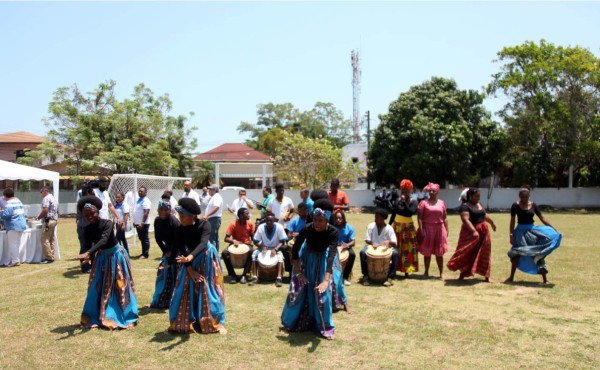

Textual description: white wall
[14,187,600,216]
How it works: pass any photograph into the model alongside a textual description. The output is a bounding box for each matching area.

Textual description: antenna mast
[351,50,361,143]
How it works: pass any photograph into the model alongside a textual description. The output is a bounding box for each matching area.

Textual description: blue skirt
[281,243,335,338]
[150,254,178,308]
[168,243,226,333]
[81,244,138,329]
[508,224,562,274]
[331,253,347,312]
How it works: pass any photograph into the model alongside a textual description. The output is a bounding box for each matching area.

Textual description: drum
[257,251,279,281]
[338,246,349,274]
[287,238,296,260]
[366,246,392,283]
[227,244,250,269]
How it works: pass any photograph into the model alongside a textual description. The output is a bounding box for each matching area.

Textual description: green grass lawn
[1,211,599,369]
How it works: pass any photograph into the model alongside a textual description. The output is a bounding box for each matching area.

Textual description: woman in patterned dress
[417,182,449,279]
[390,179,419,277]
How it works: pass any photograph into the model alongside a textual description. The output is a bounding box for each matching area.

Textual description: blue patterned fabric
[508,224,562,274]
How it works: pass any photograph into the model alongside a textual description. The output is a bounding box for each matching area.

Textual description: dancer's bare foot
[503,277,514,284]
[143,303,151,308]
[485,277,494,283]
[217,325,227,335]
[439,273,445,280]
[343,303,352,314]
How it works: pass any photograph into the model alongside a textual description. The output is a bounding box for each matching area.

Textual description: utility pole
[366,110,371,190]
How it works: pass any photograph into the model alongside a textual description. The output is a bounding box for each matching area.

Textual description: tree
[271,131,343,189]
[20,80,197,176]
[369,77,507,188]
[238,102,352,155]
[487,39,600,187]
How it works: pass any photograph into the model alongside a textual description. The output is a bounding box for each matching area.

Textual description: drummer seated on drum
[360,208,399,287]
[222,208,255,284]
[250,212,288,287]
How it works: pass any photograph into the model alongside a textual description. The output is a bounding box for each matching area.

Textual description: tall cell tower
[351,50,361,143]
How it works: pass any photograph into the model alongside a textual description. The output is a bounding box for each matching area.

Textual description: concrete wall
[11,187,600,217]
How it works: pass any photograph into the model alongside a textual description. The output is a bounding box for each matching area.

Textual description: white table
[0,228,61,265]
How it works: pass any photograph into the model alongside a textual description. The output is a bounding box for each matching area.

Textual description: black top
[511,202,542,225]
[170,218,211,265]
[459,203,486,224]
[292,223,339,273]
[154,215,181,254]
[84,219,118,254]
[389,197,418,224]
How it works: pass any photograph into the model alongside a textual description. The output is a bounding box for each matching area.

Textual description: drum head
[366,246,393,258]
[228,243,250,254]
[337,247,349,261]
[258,251,278,267]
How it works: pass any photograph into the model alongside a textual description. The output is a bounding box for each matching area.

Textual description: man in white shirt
[132,186,152,259]
[359,208,399,287]
[249,213,288,287]
[199,187,211,215]
[181,180,200,204]
[228,189,254,219]
[93,177,119,221]
[266,183,295,231]
[202,184,223,250]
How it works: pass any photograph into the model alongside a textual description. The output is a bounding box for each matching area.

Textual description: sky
[1,1,599,154]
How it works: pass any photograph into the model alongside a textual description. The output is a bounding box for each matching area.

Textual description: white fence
[13,187,600,217]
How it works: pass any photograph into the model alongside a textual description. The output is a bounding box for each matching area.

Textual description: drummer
[283,202,309,274]
[359,208,398,287]
[335,210,356,286]
[249,213,288,287]
[222,208,255,284]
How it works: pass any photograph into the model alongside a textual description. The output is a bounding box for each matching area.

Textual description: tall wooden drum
[228,244,250,269]
[366,246,392,283]
[338,246,349,274]
[257,252,279,281]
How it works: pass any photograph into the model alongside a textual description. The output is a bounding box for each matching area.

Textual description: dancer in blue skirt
[148,197,180,308]
[281,199,339,339]
[505,187,562,285]
[75,196,138,329]
[168,198,226,334]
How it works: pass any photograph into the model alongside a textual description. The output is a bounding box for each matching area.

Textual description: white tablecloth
[0,228,61,265]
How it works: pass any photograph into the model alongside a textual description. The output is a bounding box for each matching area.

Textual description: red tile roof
[0,131,44,143]
[194,143,271,162]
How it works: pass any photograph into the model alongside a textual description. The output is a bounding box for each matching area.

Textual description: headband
[313,207,332,221]
[158,200,171,209]
[83,203,96,211]
[459,188,470,202]
[175,206,194,216]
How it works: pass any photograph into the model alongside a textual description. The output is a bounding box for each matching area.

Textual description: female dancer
[417,182,449,279]
[168,198,226,334]
[281,199,339,339]
[390,179,419,277]
[505,187,561,284]
[75,196,138,329]
[447,188,496,282]
[148,198,180,308]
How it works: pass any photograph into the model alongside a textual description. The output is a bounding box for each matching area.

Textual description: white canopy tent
[0,160,60,203]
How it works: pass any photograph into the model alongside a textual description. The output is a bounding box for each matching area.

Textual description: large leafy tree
[369,77,507,187]
[238,102,352,155]
[487,39,600,187]
[21,80,197,176]
[271,131,343,189]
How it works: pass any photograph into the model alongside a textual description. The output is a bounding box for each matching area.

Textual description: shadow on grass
[401,274,437,281]
[139,306,168,316]
[276,329,322,353]
[444,278,486,287]
[62,266,87,279]
[150,331,190,351]
[503,280,555,288]
[51,324,90,340]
